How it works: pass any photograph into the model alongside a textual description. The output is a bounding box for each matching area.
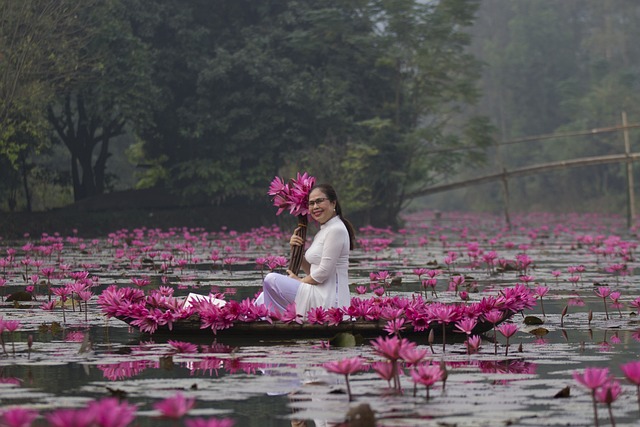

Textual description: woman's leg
[261,272,300,313]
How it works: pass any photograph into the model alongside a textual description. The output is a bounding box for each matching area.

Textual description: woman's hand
[290,228,304,247]
[286,270,317,285]
[286,269,301,281]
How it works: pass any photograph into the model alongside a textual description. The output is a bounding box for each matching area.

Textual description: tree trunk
[19,153,32,212]
[70,153,84,201]
[49,92,125,201]
[94,134,111,194]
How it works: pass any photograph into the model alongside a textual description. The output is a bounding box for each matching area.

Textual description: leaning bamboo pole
[407,152,640,199]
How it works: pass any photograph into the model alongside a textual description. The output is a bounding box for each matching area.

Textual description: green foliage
[129,0,489,225]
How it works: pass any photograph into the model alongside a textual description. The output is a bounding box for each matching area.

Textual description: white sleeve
[309,227,345,283]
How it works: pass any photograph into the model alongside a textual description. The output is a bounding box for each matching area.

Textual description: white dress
[294,215,351,316]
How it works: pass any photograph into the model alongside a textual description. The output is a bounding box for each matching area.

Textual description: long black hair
[313,183,356,250]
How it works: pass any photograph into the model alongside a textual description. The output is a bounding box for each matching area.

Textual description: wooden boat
[107,289,527,341]
[115,313,506,341]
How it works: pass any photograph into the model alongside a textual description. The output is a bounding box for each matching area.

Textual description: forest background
[1,0,639,235]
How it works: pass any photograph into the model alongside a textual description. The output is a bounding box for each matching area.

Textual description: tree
[46,0,155,201]
[131,0,491,226]
[299,0,492,224]
[0,0,98,209]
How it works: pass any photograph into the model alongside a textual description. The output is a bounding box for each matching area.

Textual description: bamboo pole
[623,111,635,228]
[501,168,511,230]
[408,153,640,199]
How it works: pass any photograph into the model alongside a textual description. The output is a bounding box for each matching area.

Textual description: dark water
[1,211,639,426]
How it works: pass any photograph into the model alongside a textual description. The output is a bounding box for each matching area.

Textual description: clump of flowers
[268,172,316,217]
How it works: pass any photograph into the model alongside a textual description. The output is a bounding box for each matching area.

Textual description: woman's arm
[307,226,346,284]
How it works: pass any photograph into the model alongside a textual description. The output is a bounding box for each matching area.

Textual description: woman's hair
[313,183,356,250]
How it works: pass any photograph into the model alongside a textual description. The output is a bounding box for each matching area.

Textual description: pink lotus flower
[355,286,367,295]
[371,361,395,387]
[398,345,428,365]
[372,335,404,362]
[595,378,622,404]
[454,318,477,335]
[0,407,38,427]
[465,335,482,354]
[621,360,640,386]
[573,364,611,421]
[621,360,640,414]
[268,172,316,217]
[323,357,365,375]
[323,357,365,401]
[153,392,196,419]
[306,306,327,325]
[413,268,429,279]
[46,408,95,427]
[87,397,137,427]
[497,323,518,356]
[383,318,406,336]
[595,287,612,320]
[497,323,518,338]
[410,362,443,400]
[131,277,151,287]
[594,378,622,426]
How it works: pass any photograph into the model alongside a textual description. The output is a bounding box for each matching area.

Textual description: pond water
[0,210,639,426]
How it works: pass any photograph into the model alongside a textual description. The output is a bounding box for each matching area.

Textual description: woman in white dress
[256,184,356,317]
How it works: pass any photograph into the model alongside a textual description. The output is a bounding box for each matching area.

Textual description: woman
[256,184,356,317]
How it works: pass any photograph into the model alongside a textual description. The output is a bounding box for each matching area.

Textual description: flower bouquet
[268,172,316,274]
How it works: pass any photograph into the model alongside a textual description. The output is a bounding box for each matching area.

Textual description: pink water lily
[87,397,137,427]
[410,362,444,400]
[0,407,38,427]
[323,356,365,401]
[574,367,611,427]
[497,323,518,356]
[268,172,316,217]
[621,360,640,414]
[153,392,196,419]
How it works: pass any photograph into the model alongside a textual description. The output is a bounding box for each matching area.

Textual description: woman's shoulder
[323,216,348,234]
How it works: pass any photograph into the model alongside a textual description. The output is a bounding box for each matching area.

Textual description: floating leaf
[329,333,357,347]
[529,327,549,337]
[524,316,544,325]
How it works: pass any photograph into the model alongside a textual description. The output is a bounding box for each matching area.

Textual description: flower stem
[591,390,600,427]
[344,374,353,402]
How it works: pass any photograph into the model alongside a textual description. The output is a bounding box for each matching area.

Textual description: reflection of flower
[478,360,537,375]
[99,360,155,380]
[268,172,316,217]
[168,340,198,354]
[185,418,235,427]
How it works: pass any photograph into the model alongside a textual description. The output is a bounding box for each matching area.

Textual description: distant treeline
[2,1,638,225]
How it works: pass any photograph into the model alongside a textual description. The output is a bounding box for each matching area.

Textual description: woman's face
[308,188,335,224]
